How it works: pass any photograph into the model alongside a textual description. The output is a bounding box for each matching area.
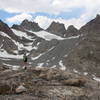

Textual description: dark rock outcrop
[12,19,43,32]
[65,25,79,37]
[80,14,100,34]
[64,14,100,76]
[46,21,66,37]
[0,20,19,41]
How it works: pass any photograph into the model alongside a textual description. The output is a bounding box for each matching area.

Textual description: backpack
[23,55,27,62]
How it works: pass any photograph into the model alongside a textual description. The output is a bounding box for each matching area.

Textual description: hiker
[23,52,28,70]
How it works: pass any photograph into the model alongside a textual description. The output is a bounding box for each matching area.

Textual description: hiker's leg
[24,62,27,69]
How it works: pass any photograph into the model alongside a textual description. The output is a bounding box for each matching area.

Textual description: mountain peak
[12,19,43,32]
[0,19,13,34]
[80,14,100,34]
[21,19,37,26]
[64,25,79,37]
[50,21,65,28]
[46,21,66,37]
[67,25,77,31]
[96,14,100,19]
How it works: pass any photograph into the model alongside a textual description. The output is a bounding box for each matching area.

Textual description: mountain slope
[63,15,100,76]
[46,21,66,37]
[0,19,81,71]
[12,19,43,32]
[64,25,79,37]
[0,15,100,79]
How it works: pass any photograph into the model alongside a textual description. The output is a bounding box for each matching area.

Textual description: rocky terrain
[0,14,100,99]
[0,67,100,100]
[64,14,100,77]
[0,18,81,71]
[46,21,67,37]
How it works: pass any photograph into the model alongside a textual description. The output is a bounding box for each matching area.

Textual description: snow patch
[52,57,55,60]
[31,53,44,60]
[83,72,88,76]
[64,54,68,57]
[73,69,80,74]
[3,63,12,67]
[27,30,65,41]
[12,29,33,40]
[51,65,56,68]
[93,75,100,82]
[1,31,33,51]
[37,63,44,68]
[32,46,38,50]
[0,50,23,59]
[59,60,66,70]
[0,58,11,61]
[12,65,20,70]
[3,63,20,70]
[0,31,11,38]
[66,35,80,39]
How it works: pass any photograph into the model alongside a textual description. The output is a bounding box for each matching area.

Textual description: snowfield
[12,29,33,40]
[27,30,65,41]
[27,30,80,41]
[0,50,23,59]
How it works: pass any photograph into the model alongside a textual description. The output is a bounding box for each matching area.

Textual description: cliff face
[12,19,43,32]
[65,25,79,37]
[80,14,100,34]
[46,21,66,37]
[64,15,100,76]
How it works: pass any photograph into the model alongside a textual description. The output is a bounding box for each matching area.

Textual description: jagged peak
[96,14,100,19]
[21,19,38,26]
[47,21,66,30]
[15,19,43,32]
[67,25,78,31]
[50,21,65,26]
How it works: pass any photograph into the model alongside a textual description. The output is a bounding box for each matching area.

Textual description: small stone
[16,85,27,93]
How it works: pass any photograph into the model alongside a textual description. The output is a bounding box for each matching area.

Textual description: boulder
[16,85,27,93]
[62,78,87,86]
[0,83,10,94]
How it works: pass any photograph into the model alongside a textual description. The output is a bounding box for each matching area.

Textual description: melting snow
[51,65,57,68]
[0,50,23,59]
[27,30,65,41]
[93,75,100,82]
[66,35,80,39]
[12,65,20,70]
[3,63,20,70]
[31,53,43,60]
[32,46,38,50]
[0,58,11,61]
[12,29,33,40]
[83,72,88,76]
[37,63,44,68]
[73,69,80,74]
[0,31,11,38]
[3,63,12,67]
[59,60,66,70]
[0,31,33,51]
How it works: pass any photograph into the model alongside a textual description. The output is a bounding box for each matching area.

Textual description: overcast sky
[0,0,100,29]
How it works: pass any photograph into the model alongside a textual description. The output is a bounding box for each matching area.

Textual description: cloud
[2,0,100,29]
[0,0,100,15]
[34,16,52,29]
[6,13,33,23]
[34,14,90,30]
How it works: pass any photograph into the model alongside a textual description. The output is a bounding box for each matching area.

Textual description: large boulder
[0,83,10,94]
